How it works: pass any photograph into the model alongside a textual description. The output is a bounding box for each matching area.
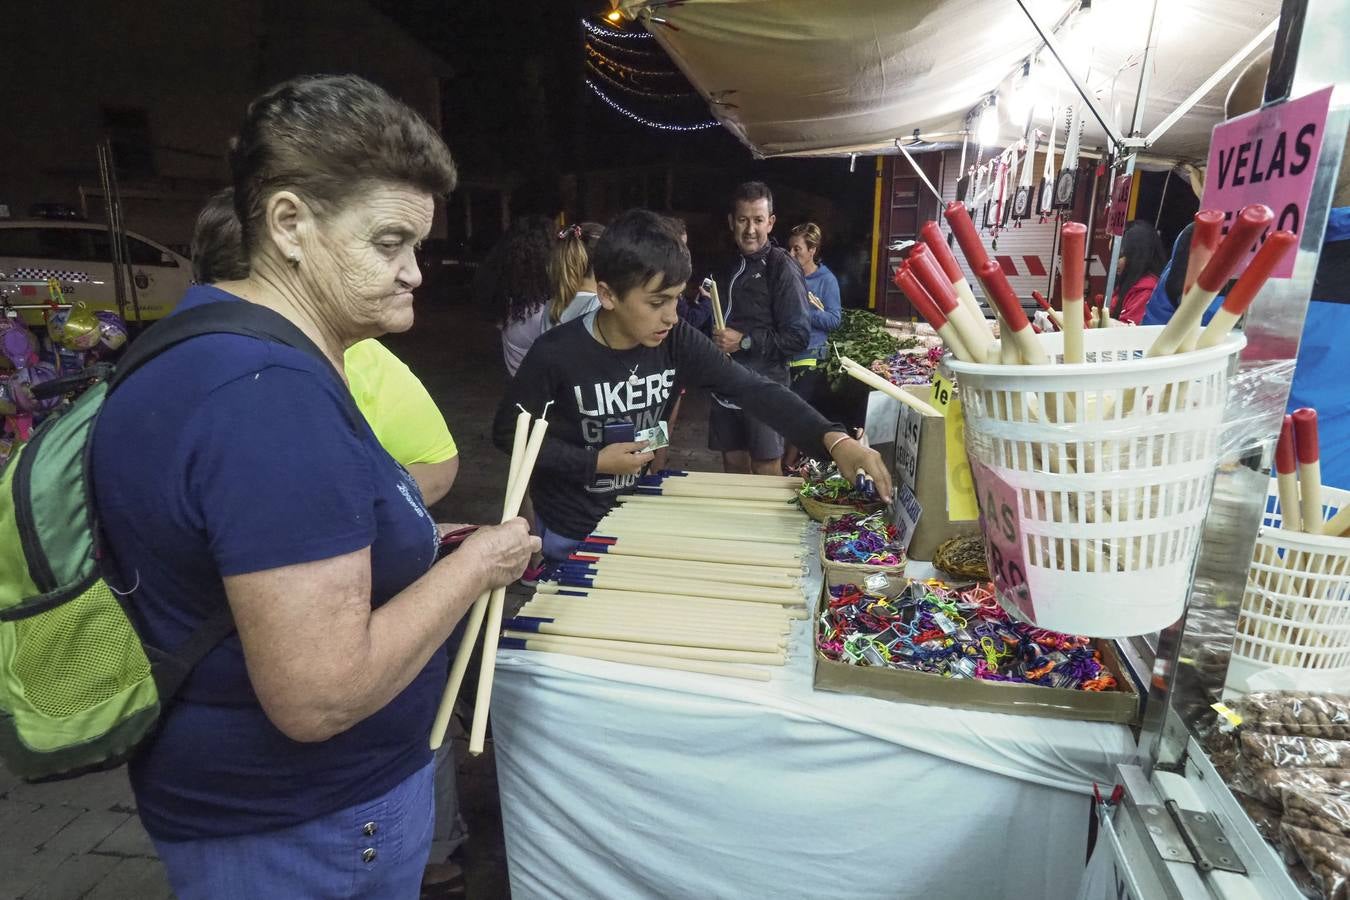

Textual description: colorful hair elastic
[817,581,1116,692]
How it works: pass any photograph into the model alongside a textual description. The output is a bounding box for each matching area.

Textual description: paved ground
[0,286,723,900]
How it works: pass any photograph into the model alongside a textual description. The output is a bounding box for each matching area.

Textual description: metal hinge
[1121,765,1248,877]
[1133,798,1248,875]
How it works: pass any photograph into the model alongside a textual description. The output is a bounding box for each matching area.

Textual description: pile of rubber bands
[817,581,1118,691]
[823,512,905,567]
[869,345,942,387]
[797,464,882,509]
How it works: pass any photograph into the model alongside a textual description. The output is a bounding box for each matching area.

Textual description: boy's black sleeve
[674,323,842,458]
[493,339,599,480]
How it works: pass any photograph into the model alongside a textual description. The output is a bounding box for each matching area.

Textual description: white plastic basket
[1225,481,1350,695]
[945,325,1245,637]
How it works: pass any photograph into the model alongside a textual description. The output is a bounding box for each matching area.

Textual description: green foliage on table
[825,309,918,389]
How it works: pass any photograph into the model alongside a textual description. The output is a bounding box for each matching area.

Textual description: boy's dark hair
[592,209,691,299]
[730,181,774,214]
[191,187,249,283]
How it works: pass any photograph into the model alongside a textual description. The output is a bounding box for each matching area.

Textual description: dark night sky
[368,0,877,272]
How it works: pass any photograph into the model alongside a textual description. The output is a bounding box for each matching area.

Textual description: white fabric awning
[618,0,1279,161]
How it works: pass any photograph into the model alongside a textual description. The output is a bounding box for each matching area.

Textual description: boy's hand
[713,327,743,354]
[825,433,894,504]
[596,441,654,476]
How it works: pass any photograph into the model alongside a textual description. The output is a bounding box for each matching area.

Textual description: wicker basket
[819,516,906,589]
[799,493,885,523]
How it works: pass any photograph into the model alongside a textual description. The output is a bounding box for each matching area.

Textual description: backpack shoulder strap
[150,605,238,701]
[107,301,367,699]
[109,300,363,428]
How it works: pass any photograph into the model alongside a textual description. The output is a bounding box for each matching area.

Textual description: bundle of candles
[1277,409,1350,538]
[635,468,800,504]
[1243,407,1350,658]
[817,581,1117,691]
[886,201,1296,368]
[502,473,813,683]
[869,345,942,387]
[431,403,553,755]
[823,512,905,567]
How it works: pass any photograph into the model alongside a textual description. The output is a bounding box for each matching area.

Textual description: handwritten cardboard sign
[1106,174,1132,237]
[1201,85,1333,279]
[969,457,1035,622]
[894,402,923,492]
[894,483,923,551]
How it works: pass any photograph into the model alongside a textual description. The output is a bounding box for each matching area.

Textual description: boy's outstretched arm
[675,323,892,498]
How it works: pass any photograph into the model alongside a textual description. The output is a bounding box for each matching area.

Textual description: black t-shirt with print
[495,314,839,539]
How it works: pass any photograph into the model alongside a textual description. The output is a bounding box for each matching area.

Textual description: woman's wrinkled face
[302,183,434,340]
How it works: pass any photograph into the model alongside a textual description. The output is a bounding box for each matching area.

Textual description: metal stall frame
[1095,0,1350,896]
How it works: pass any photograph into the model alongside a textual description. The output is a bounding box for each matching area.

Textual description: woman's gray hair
[229,74,457,257]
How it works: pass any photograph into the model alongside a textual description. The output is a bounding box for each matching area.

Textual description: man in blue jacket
[709,181,811,476]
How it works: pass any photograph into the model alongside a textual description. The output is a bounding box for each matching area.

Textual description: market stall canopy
[616,0,1279,161]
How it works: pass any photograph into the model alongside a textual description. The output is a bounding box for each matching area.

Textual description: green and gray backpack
[0,301,336,780]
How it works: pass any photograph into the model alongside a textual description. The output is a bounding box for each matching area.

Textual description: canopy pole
[1014,0,1126,152]
[895,140,944,205]
[1153,169,1172,227]
[1103,0,1160,309]
[868,156,883,310]
[1143,21,1278,147]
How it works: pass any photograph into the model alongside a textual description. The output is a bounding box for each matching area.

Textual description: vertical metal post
[96,143,127,323]
[1100,156,1134,306]
[104,149,142,324]
[1154,170,1172,228]
[1102,0,1160,310]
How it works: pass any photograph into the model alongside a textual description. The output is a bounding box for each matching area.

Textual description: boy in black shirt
[494,209,889,562]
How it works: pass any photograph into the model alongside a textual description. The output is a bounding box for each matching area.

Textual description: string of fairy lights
[580,16,719,132]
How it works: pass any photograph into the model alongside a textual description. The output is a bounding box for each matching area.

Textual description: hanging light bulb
[978,96,1000,146]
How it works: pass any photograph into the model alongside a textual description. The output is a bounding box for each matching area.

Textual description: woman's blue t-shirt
[796,264,842,362]
[91,285,442,841]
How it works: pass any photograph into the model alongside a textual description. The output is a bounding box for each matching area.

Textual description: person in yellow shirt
[189,188,459,505]
[343,338,459,504]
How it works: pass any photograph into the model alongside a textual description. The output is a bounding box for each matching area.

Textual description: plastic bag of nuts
[1235,693,1350,741]
[1236,791,1285,843]
[1239,767,1350,807]
[1284,789,1350,841]
[1281,824,1350,900]
[1242,732,1350,769]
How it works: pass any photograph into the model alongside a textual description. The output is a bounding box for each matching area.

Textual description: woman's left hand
[826,432,893,503]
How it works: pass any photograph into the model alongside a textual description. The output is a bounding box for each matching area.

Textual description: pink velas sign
[1200,85,1334,279]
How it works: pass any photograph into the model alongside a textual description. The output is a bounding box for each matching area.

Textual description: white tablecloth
[491,561,1137,899]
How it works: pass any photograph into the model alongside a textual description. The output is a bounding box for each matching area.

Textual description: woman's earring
[288,253,301,266]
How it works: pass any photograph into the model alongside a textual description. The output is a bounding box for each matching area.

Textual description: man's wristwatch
[738,334,753,351]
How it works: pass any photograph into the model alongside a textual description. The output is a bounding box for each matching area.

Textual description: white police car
[0,219,190,327]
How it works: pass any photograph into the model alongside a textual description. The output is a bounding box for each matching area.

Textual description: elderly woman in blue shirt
[92,75,538,898]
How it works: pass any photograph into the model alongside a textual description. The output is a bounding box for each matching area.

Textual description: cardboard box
[869,385,978,561]
[812,585,1141,724]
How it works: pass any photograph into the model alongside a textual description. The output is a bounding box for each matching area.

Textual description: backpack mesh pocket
[11,581,151,719]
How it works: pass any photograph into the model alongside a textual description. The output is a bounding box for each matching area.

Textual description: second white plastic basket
[945,325,1246,637]
[1225,481,1350,695]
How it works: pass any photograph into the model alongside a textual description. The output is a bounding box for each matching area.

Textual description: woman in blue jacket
[785,222,842,465]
